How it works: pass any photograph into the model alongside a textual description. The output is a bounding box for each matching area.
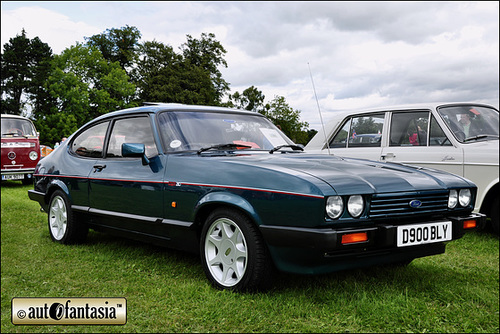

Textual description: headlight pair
[326,195,364,219]
[448,189,472,208]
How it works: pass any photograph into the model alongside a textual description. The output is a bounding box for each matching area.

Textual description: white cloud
[1,6,100,53]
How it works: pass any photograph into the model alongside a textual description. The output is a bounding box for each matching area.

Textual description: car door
[327,113,385,161]
[88,115,166,235]
[380,110,464,176]
[67,120,110,208]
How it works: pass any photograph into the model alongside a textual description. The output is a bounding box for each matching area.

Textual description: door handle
[93,164,107,172]
[381,153,395,161]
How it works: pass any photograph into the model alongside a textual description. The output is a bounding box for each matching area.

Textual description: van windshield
[1,117,38,137]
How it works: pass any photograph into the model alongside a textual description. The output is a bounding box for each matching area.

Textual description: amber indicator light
[341,232,368,245]
[463,220,477,229]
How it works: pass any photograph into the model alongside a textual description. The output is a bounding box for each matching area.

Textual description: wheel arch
[479,180,499,215]
[45,179,71,206]
[193,191,263,237]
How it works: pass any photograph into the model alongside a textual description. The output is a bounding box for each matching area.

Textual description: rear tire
[200,208,274,291]
[48,190,88,244]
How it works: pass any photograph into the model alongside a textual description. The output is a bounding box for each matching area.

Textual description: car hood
[167,153,474,197]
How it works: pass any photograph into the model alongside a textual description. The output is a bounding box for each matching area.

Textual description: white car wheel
[49,194,68,241]
[204,217,248,287]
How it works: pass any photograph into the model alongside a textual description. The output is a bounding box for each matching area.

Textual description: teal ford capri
[28,103,485,291]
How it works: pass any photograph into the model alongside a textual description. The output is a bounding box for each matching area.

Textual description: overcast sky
[1,1,499,129]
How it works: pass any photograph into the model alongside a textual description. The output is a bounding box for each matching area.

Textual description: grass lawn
[1,181,499,333]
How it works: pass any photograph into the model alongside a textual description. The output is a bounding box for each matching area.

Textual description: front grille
[369,190,448,219]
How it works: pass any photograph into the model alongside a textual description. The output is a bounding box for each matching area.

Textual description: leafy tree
[135,34,228,106]
[227,86,265,112]
[261,95,310,145]
[180,33,229,104]
[36,43,136,144]
[85,25,141,75]
[1,29,53,115]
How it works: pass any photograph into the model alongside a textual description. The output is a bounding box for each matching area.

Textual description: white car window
[329,114,384,148]
[390,111,429,147]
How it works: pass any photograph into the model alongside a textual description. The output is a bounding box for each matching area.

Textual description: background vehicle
[29,103,484,291]
[1,114,40,184]
[306,102,499,233]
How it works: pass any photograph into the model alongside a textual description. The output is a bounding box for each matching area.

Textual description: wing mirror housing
[122,143,150,165]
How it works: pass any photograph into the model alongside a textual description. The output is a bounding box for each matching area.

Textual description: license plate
[397,221,452,247]
[1,174,24,180]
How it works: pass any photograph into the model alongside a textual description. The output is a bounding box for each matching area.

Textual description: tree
[1,29,53,115]
[85,25,141,76]
[261,96,310,145]
[227,86,265,112]
[135,34,229,106]
[180,33,229,104]
[35,44,136,144]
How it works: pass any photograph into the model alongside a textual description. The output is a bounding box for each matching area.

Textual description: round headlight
[459,189,471,207]
[347,195,364,217]
[448,190,458,208]
[326,196,343,219]
[29,151,38,160]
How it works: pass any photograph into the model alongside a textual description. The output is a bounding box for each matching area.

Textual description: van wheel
[200,208,274,291]
[48,190,88,244]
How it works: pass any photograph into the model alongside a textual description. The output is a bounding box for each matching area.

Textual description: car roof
[1,114,32,120]
[91,103,262,123]
[322,101,497,121]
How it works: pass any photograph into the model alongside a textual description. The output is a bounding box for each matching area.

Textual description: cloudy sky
[1,1,499,129]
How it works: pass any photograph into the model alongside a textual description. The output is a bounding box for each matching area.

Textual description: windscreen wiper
[269,144,304,154]
[464,135,498,142]
[197,143,252,155]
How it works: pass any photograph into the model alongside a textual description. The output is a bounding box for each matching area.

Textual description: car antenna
[308,63,331,155]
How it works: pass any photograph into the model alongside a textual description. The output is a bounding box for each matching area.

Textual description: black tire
[490,195,499,235]
[200,208,274,291]
[48,190,88,244]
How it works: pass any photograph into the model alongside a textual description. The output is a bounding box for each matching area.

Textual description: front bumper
[259,213,486,274]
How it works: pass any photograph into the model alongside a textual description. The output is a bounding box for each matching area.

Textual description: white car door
[380,110,464,176]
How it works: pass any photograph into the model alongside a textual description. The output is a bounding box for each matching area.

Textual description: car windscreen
[437,105,499,142]
[1,118,38,137]
[157,111,294,152]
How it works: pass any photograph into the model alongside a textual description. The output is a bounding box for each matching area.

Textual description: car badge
[409,200,422,208]
[8,151,16,160]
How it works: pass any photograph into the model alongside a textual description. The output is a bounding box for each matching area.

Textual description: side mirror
[122,143,150,165]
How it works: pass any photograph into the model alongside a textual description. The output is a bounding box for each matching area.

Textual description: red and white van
[1,114,40,184]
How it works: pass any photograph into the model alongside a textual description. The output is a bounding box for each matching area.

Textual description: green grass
[2,181,499,333]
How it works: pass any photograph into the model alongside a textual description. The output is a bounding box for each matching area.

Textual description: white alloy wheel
[204,217,248,287]
[49,195,68,241]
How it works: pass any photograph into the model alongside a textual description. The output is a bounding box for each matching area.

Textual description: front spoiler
[259,213,487,252]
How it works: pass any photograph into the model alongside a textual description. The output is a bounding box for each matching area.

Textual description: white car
[306,102,499,233]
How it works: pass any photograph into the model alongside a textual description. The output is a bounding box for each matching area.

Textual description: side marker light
[341,232,368,245]
[463,220,476,229]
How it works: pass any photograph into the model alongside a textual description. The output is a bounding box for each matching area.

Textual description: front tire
[48,190,88,244]
[200,208,274,291]
[490,195,499,235]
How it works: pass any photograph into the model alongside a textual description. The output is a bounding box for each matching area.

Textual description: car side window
[106,117,158,158]
[429,114,452,146]
[330,114,384,148]
[390,111,429,146]
[329,119,351,148]
[71,122,109,158]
